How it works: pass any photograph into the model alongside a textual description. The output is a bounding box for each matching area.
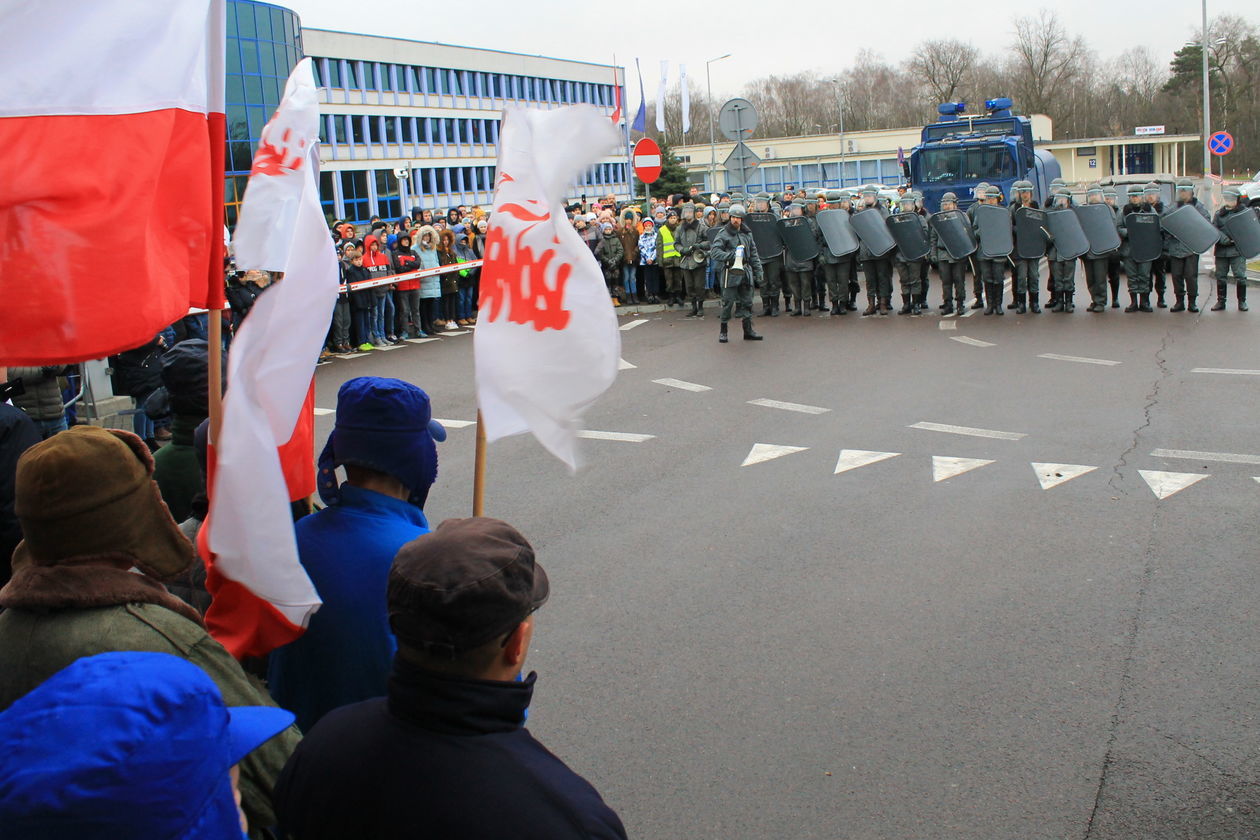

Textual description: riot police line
[700,180,1260,342]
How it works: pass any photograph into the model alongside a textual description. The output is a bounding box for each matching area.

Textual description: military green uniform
[816,191,853,316]
[1212,189,1251,311]
[1118,187,1155,310]
[711,213,765,341]
[674,209,710,317]
[1164,180,1208,312]
[929,193,966,314]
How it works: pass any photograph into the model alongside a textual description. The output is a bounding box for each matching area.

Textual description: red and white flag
[0,0,226,365]
[475,105,622,470]
[201,59,337,659]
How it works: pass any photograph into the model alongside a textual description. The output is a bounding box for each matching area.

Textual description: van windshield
[917,145,1016,183]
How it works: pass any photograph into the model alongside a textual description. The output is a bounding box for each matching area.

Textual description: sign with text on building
[1135,125,1166,136]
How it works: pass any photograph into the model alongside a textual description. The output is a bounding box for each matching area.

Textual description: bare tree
[1009,9,1089,115]
[909,39,979,104]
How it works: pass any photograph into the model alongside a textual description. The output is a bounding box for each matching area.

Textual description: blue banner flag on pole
[631,58,646,133]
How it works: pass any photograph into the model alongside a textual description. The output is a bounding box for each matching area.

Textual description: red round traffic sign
[1209,130,1234,156]
[633,137,662,184]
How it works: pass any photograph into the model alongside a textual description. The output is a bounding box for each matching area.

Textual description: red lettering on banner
[479,224,571,331]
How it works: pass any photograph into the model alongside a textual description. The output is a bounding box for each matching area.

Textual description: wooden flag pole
[207,310,224,444]
[472,409,487,516]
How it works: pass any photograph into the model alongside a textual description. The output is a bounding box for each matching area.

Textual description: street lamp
[706,53,731,195]
[1185,28,1226,179]
[827,78,848,188]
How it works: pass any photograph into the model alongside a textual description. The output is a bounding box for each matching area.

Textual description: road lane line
[1151,448,1260,465]
[741,443,808,466]
[620,319,649,331]
[748,398,830,415]
[1191,367,1260,375]
[950,336,995,347]
[339,352,369,358]
[653,378,712,392]
[576,430,655,442]
[1038,353,1121,366]
[442,330,470,336]
[405,337,440,345]
[939,320,957,331]
[909,421,1027,441]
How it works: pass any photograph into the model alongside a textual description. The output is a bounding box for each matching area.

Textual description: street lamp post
[706,53,731,195]
[828,79,847,188]
[1201,0,1211,178]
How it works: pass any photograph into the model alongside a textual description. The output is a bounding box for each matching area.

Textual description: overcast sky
[286,0,1255,104]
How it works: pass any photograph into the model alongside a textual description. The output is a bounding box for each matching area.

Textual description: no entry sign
[633,137,662,184]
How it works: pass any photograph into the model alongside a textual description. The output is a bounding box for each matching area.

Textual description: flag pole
[208,311,223,443]
[472,409,487,516]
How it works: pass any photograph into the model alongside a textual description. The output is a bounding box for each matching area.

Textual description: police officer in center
[710,204,765,342]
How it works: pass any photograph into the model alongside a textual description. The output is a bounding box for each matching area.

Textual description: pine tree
[649,140,695,199]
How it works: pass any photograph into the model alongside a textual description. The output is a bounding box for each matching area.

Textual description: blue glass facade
[225,0,303,227]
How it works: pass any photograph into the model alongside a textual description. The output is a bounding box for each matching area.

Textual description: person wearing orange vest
[656,210,683,307]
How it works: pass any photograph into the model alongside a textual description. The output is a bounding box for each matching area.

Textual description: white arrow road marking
[433,419,477,429]
[373,343,404,351]
[1037,353,1121,366]
[442,330,470,336]
[653,378,711,392]
[313,408,335,416]
[741,443,808,467]
[338,352,369,358]
[1191,367,1260,375]
[1151,448,1260,465]
[619,358,637,370]
[939,320,957,331]
[834,449,901,475]
[1031,462,1098,490]
[405,337,440,345]
[910,421,1027,441]
[620,319,649,331]
[748,398,830,414]
[950,336,995,347]
[1138,470,1210,500]
[576,430,655,443]
[933,456,995,482]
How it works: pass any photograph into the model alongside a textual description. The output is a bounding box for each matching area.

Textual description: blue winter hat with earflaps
[317,377,446,509]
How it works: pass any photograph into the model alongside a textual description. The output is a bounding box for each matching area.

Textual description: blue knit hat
[317,377,446,509]
[0,651,294,840]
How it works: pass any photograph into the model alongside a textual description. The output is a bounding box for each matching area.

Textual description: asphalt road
[312,286,1260,839]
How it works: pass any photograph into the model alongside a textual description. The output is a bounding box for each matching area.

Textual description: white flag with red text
[201,58,337,659]
[475,105,622,470]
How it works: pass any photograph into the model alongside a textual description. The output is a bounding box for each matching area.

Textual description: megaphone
[731,244,745,272]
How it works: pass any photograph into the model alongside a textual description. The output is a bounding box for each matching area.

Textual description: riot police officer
[1010,179,1042,314]
[750,193,785,316]
[782,203,816,317]
[1118,184,1155,312]
[929,192,967,315]
[1164,179,1208,313]
[857,185,893,315]
[815,190,850,316]
[972,184,1006,316]
[1102,187,1123,307]
[892,193,928,315]
[1082,184,1120,313]
[1046,189,1076,312]
[1142,183,1168,307]
[1212,186,1250,312]
[966,182,992,309]
[710,204,765,341]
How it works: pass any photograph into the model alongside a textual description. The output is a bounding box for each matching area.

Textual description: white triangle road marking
[741,443,808,467]
[1031,462,1097,490]
[313,407,335,416]
[933,456,995,482]
[1138,470,1209,500]
[433,419,477,429]
[618,358,637,370]
[834,449,901,475]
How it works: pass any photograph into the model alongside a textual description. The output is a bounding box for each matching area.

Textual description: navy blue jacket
[274,659,627,840]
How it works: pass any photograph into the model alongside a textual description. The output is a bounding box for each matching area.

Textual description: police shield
[816,209,860,257]
[1160,205,1218,254]
[1125,212,1163,262]
[928,210,977,260]
[974,204,1014,259]
[777,217,820,262]
[1073,203,1122,257]
[1045,209,1089,260]
[1223,208,1260,259]
[746,212,783,259]
[1013,207,1049,259]
[851,208,896,257]
[886,213,930,260]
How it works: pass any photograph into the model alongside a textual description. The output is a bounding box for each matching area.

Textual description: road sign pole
[735,108,745,191]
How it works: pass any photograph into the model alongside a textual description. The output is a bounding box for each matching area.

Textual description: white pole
[706,54,731,195]
[1202,0,1212,178]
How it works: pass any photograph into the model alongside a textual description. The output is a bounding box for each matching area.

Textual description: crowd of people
[0,373,627,839]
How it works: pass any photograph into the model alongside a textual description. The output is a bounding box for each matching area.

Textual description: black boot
[992,285,1004,315]
[1064,293,1075,313]
[1187,282,1200,312]
[1016,293,1027,315]
[694,299,705,318]
[1030,292,1041,314]
[1171,295,1185,313]
[1125,293,1140,313]
[783,295,792,313]
[770,295,781,317]
[742,318,763,341]
[760,298,773,317]
[1047,291,1060,310]
[1212,281,1227,311]
[1239,284,1249,312]
[941,299,954,315]
[1157,291,1167,308]
[1139,293,1153,313]
[1050,293,1065,312]
[686,301,698,318]
[898,294,912,315]
[719,322,729,343]
[800,297,810,317]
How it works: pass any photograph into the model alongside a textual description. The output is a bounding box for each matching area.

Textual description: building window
[324,58,342,88]
[350,115,366,145]
[342,60,357,89]
[341,170,370,222]
[384,117,398,144]
[879,159,900,184]
[402,117,415,143]
[330,115,347,144]
[319,171,336,224]
[375,170,401,218]
[367,116,382,144]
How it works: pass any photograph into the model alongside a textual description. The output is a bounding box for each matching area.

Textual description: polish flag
[475,105,622,470]
[0,0,226,366]
[201,59,338,659]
